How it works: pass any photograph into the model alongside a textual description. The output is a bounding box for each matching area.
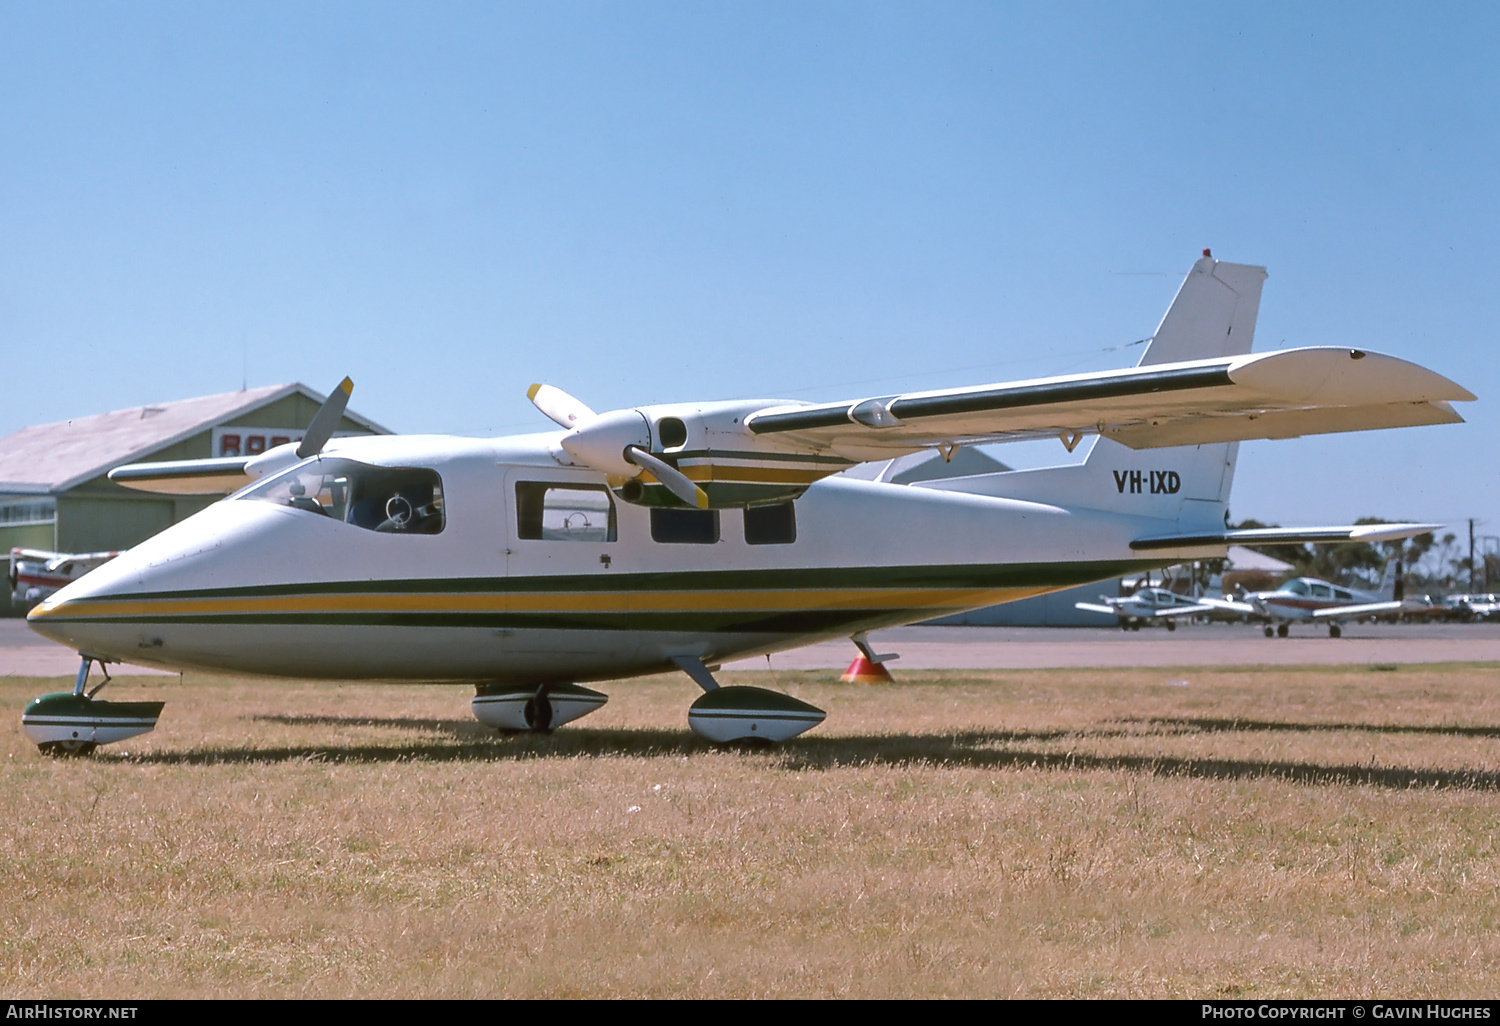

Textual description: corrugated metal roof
[0,384,389,494]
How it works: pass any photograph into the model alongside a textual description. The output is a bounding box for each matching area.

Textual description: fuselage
[29,433,1183,684]
[1248,577,1380,622]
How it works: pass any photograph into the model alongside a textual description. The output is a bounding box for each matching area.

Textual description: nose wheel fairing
[22,692,163,755]
[22,655,163,757]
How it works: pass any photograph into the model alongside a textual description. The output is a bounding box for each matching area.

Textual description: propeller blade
[625,446,708,509]
[297,377,354,459]
[528,383,597,429]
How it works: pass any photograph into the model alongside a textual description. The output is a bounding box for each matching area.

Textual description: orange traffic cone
[841,655,894,683]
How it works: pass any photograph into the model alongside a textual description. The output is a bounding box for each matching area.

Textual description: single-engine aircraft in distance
[9,547,121,610]
[1075,587,1216,631]
[1204,560,1407,638]
[21,253,1473,754]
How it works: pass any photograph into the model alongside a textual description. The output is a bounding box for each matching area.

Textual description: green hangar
[0,383,388,557]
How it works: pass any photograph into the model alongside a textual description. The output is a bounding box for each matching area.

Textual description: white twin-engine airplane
[21,254,1473,754]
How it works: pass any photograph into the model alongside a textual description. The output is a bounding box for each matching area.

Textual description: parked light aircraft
[21,254,1473,754]
[9,548,121,610]
[1075,587,1215,630]
[1205,561,1406,637]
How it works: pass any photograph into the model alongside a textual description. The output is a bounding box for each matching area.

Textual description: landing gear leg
[38,657,111,756]
[74,655,113,698]
[523,684,554,733]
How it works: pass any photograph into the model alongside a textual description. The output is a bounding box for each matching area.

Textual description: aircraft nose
[26,578,132,661]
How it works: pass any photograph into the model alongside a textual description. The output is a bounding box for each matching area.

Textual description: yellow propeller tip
[338,377,353,395]
[695,489,709,510]
[526,383,542,400]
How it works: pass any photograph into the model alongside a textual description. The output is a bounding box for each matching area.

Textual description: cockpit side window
[238,458,445,535]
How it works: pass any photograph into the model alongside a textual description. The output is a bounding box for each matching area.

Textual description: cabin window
[650,507,719,544]
[239,457,445,534]
[744,502,796,545]
[515,483,617,542]
[1334,588,1352,600]
[1310,583,1333,599]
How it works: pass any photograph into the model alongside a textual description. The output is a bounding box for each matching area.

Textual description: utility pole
[1470,519,1477,591]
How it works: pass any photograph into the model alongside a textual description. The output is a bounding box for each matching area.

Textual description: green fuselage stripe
[38,559,1156,635]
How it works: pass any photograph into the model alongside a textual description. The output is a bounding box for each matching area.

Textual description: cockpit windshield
[1281,579,1311,596]
[237,457,444,534]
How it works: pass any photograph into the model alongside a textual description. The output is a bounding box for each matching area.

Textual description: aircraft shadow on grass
[109,713,1500,791]
[1134,716,1500,740]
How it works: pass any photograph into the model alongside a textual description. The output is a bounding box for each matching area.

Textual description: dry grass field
[4,662,1500,998]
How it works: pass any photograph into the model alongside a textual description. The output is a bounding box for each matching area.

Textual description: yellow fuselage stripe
[35,586,1050,619]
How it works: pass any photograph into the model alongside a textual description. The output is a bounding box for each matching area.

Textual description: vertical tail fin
[1137,253,1267,366]
[921,254,1267,532]
[1379,558,1402,602]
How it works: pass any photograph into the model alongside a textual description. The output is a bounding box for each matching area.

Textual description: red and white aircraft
[1206,560,1407,637]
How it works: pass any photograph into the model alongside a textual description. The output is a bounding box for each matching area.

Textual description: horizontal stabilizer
[1199,597,1257,615]
[1149,603,1214,618]
[1131,522,1441,552]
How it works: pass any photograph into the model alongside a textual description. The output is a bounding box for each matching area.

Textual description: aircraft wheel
[1277,623,1290,638]
[1329,624,1342,639]
[1264,626,1274,638]
[38,740,98,758]
[1120,623,1130,631]
[1165,620,1176,631]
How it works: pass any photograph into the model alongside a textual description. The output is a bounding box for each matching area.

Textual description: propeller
[623,446,708,509]
[527,383,596,429]
[528,383,707,509]
[243,377,355,481]
[297,377,354,459]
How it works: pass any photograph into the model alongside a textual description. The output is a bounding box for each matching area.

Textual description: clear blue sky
[2,2,1495,527]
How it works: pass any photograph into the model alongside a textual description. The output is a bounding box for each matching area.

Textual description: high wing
[109,456,255,495]
[109,377,356,496]
[743,347,1471,459]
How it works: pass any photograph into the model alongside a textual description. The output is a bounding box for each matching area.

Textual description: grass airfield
[5,663,1500,998]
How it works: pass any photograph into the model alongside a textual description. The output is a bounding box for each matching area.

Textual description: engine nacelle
[580,400,856,509]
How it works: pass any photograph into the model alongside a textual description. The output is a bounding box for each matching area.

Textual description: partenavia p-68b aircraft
[22,254,1472,754]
